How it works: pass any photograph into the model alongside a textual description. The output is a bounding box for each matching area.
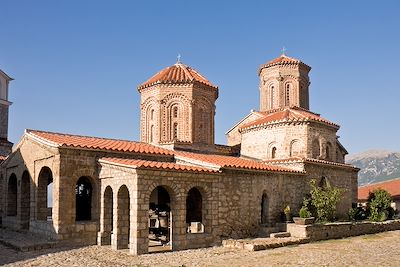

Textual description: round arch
[7,173,17,216]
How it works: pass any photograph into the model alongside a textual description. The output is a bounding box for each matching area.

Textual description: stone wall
[240,122,309,160]
[287,220,400,241]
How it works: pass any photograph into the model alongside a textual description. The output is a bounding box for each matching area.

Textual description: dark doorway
[76,176,92,221]
[7,174,17,216]
[37,167,53,221]
[186,187,202,223]
[149,186,172,250]
[261,193,268,225]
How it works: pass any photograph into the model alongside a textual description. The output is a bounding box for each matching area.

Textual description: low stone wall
[287,220,400,241]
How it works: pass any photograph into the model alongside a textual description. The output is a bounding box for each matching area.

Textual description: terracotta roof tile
[99,157,218,173]
[26,129,174,156]
[358,178,400,201]
[175,151,303,173]
[264,157,358,169]
[258,55,311,75]
[138,63,217,90]
[240,107,339,131]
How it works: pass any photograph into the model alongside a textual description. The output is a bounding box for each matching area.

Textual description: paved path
[1,230,400,266]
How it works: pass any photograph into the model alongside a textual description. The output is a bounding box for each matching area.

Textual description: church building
[0,54,358,255]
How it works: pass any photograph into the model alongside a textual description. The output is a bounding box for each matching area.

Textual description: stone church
[0,54,358,254]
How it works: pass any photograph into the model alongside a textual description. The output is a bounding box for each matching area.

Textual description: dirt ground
[1,230,399,267]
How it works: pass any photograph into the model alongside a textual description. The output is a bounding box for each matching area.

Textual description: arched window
[7,174,17,216]
[186,187,204,233]
[150,109,155,120]
[312,139,320,159]
[76,176,93,221]
[319,177,330,188]
[102,186,113,245]
[173,122,178,140]
[37,167,53,221]
[270,86,275,109]
[271,147,277,159]
[186,188,202,223]
[326,142,332,161]
[117,185,130,249]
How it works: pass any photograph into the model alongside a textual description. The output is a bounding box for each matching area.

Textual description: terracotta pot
[293,217,315,225]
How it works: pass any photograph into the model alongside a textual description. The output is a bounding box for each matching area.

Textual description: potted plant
[284,205,292,222]
[293,206,315,225]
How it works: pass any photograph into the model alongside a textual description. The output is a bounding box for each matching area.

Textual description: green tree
[308,179,345,222]
[367,188,393,222]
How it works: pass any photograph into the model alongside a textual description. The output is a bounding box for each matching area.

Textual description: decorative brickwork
[0,55,358,256]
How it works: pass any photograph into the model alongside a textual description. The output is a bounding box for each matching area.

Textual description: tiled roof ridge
[137,62,218,90]
[26,129,144,144]
[264,157,358,169]
[258,55,311,75]
[99,157,218,173]
[239,107,339,131]
[25,129,175,156]
[175,151,304,174]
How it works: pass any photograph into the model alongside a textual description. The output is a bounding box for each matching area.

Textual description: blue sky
[1,0,399,154]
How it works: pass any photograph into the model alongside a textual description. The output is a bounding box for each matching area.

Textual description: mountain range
[346,150,400,186]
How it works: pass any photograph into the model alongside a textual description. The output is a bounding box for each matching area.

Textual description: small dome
[258,54,311,75]
[138,62,218,90]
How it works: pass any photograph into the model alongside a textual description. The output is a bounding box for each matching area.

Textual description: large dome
[138,62,217,90]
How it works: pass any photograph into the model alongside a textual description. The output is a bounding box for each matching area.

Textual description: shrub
[348,205,367,221]
[299,206,312,218]
[308,179,345,223]
[367,188,393,222]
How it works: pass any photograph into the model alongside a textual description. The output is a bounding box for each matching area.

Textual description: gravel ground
[1,230,400,267]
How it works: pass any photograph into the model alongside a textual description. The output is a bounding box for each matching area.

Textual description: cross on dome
[281,47,287,56]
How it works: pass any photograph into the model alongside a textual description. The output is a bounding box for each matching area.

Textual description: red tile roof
[175,151,304,173]
[138,62,218,90]
[264,157,358,169]
[25,129,174,156]
[99,157,218,173]
[239,107,339,131]
[258,55,311,75]
[358,178,400,201]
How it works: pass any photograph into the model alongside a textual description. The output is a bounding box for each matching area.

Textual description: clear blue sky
[1,0,399,154]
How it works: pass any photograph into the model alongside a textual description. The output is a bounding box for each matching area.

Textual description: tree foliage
[367,188,393,222]
[308,179,345,222]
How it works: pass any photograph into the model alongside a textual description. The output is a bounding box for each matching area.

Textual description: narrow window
[173,106,178,118]
[285,84,291,106]
[271,147,277,159]
[150,109,155,120]
[270,86,275,109]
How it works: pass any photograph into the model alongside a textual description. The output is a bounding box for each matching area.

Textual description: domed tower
[258,53,311,112]
[137,60,218,151]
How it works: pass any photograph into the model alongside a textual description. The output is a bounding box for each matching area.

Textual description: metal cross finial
[281,47,287,56]
[177,54,181,63]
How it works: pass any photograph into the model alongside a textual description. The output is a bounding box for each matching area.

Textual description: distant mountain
[346,150,400,186]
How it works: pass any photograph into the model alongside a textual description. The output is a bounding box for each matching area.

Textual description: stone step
[258,226,280,237]
[270,232,291,238]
